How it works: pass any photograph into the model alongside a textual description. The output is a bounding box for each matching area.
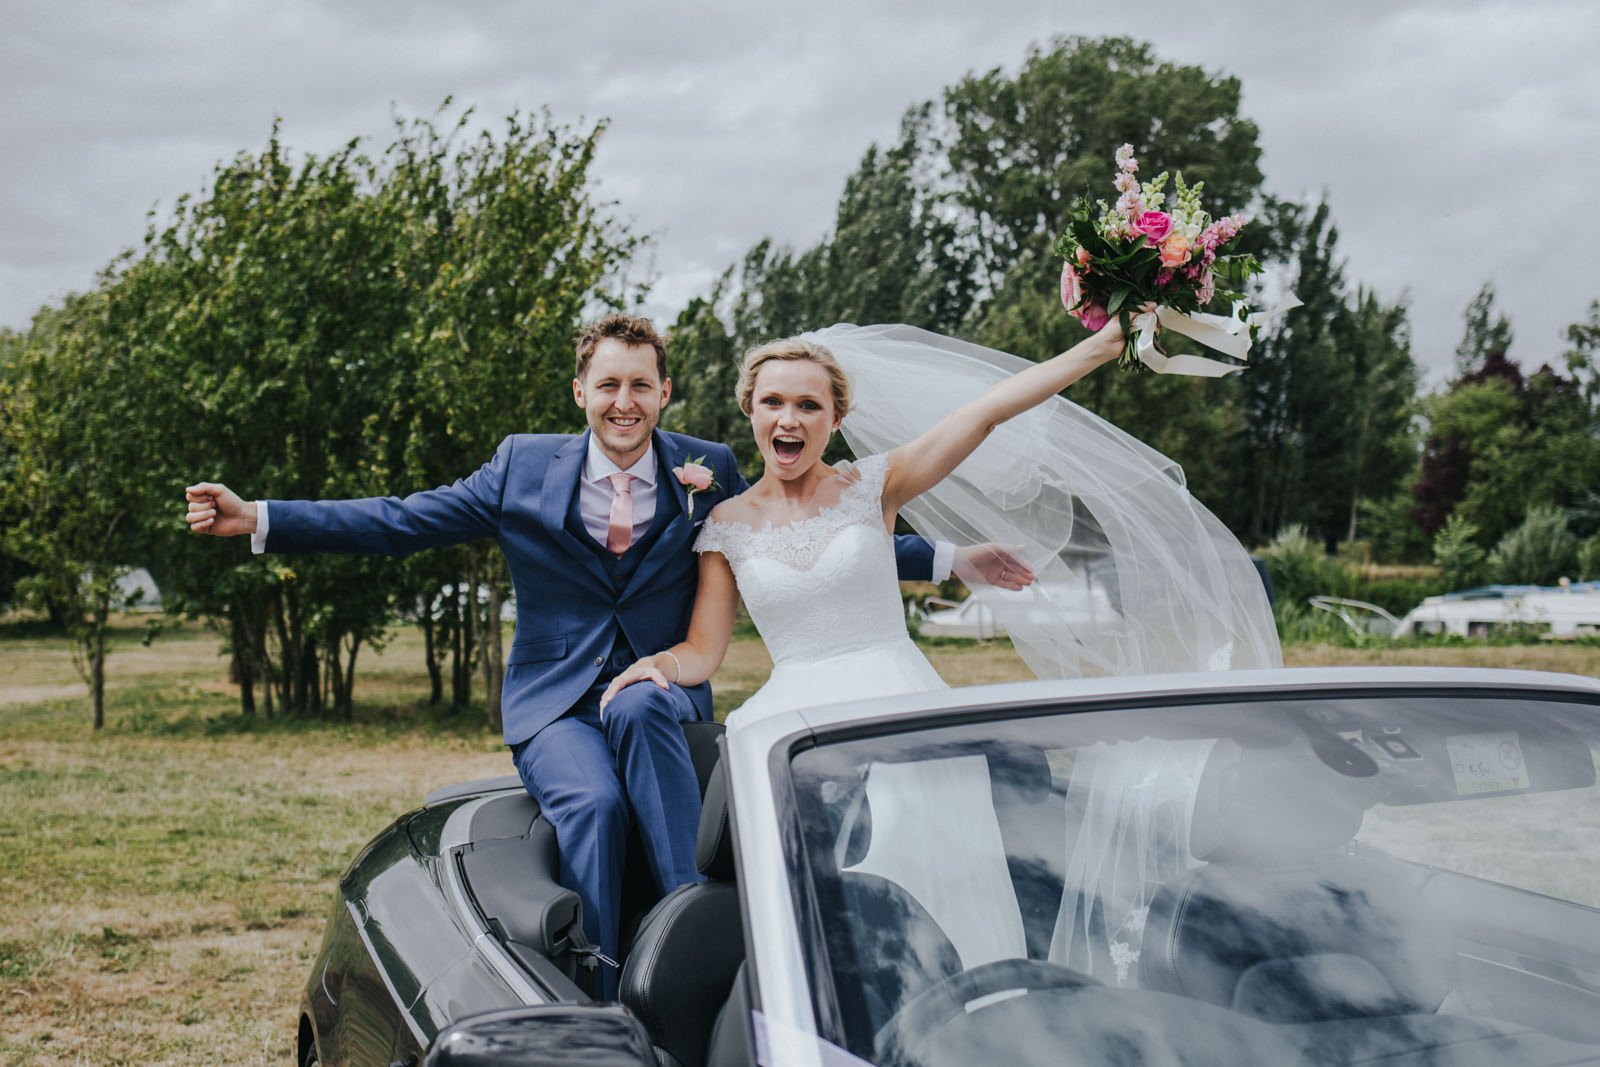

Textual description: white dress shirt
[577,438,658,548]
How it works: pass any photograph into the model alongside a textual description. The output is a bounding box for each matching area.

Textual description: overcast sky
[5,0,1596,383]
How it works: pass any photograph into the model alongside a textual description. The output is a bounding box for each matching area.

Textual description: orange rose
[1159,232,1191,268]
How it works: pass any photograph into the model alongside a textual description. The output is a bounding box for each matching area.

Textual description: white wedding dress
[694,453,944,723]
[695,452,1031,966]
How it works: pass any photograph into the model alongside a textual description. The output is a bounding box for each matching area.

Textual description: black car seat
[619,750,745,1067]
[1140,739,1450,1022]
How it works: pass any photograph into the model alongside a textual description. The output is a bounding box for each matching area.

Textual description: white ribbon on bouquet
[1131,294,1303,377]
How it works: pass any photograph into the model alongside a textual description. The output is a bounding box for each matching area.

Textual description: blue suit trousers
[511,679,704,997]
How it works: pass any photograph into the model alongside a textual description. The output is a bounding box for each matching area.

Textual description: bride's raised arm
[599,548,739,713]
[881,316,1130,515]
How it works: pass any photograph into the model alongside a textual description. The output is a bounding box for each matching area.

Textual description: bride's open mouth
[772,435,805,463]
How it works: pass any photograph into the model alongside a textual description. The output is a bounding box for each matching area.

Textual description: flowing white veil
[807,323,1281,679]
[805,324,1281,985]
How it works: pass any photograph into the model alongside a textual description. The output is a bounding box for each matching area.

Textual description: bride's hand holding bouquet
[1056,144,1293,376]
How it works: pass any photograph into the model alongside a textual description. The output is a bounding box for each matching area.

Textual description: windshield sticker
[1446,732,1530,795]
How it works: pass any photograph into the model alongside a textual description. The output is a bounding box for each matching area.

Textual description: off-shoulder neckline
[701,455,884,538]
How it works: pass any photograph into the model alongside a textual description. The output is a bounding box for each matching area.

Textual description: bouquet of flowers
[1055,145,1269,375]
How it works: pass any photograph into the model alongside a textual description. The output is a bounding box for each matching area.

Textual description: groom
[185,314,1020,991]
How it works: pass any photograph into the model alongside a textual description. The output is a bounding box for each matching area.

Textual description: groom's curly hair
[574,314,669,381]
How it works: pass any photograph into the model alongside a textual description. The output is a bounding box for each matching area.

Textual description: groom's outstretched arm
[186,437,512,556]
[895,538,1037,591]
[892,535,939,582]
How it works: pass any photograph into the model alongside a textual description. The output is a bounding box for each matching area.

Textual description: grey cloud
[4,0,1597,377]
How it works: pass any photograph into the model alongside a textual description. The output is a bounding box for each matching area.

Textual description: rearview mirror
[423,1004,653,1067]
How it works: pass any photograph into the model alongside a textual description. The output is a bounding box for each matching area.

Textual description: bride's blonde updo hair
[736,338,853,420]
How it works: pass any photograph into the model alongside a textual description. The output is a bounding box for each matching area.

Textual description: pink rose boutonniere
[673,456,717,516]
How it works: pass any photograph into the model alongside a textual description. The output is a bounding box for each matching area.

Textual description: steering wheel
[873,958,1100,1065]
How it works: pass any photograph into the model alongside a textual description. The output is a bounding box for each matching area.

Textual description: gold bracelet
[660,650,683,684]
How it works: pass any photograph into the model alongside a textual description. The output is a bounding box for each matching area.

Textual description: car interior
[451,720,751,1067]
[792,695,1600,1065]
[449,695,1600,1067]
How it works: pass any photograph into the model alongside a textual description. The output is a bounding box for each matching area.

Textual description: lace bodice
[695,454,910,667]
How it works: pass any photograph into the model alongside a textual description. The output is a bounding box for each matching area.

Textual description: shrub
[1263,525,1349,610]
[1432,512,1487,591]
[1487,506,1578,585]
[1579,536,1600,582]
[1354,576,1449,617]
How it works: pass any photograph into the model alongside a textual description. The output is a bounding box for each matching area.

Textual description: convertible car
[299,668,1600,1066]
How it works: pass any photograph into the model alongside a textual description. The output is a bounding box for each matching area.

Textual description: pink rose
[1158,232,1191,268]
[674,462,713,492]
[1059,262,1084,312]
[1134,210,1173,245]
[1078,303,1110,332]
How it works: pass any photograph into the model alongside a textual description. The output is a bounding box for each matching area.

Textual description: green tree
[1576,535,1600,582]
[385,109,640,727]
[1336,288,1418,542]
[1432,512,1487,590]
[1454,282,1514,379]
[1416,304,1600,553]
[675,36,1273,523]
[128,130,411,719]
[0,295,153,727]
[942,36,1262,283]
[662,281,748,463]
[1562,299,1600,408]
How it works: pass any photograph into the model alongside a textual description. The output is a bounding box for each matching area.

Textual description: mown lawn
[1,617,1595,1064]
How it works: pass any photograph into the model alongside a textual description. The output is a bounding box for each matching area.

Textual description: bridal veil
[804,322,1281,680]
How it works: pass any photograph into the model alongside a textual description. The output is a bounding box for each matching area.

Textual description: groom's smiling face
[573,338,672,469]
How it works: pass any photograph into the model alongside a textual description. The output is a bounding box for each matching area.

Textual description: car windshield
[785,688,1600,1066]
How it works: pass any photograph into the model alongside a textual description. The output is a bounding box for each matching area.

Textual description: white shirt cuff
[931,540,954,584]
[250,500,269,554]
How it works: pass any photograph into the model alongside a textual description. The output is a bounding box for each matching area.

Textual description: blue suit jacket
[267,430,934,746]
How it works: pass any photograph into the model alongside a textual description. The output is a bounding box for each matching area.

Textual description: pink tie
[606,473,634,555]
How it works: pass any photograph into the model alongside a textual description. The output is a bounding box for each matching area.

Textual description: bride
[601,317,1281,982]
[601,316,1278,722]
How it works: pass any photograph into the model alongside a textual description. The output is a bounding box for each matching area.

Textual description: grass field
[1,617,1596,1064]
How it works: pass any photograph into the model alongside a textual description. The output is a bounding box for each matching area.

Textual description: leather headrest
[1188,740,1374,861]
[696,762,736,881]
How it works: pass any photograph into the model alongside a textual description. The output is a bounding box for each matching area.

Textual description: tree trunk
[231,607,255,718]
[462,557,479,706]
[272,594,294,713]
[342,635,361,717]
[90,606,107,731]
[253,604,275,719]
[484,582,504,731]
[420,595,443,705]
[450,583,470,707]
